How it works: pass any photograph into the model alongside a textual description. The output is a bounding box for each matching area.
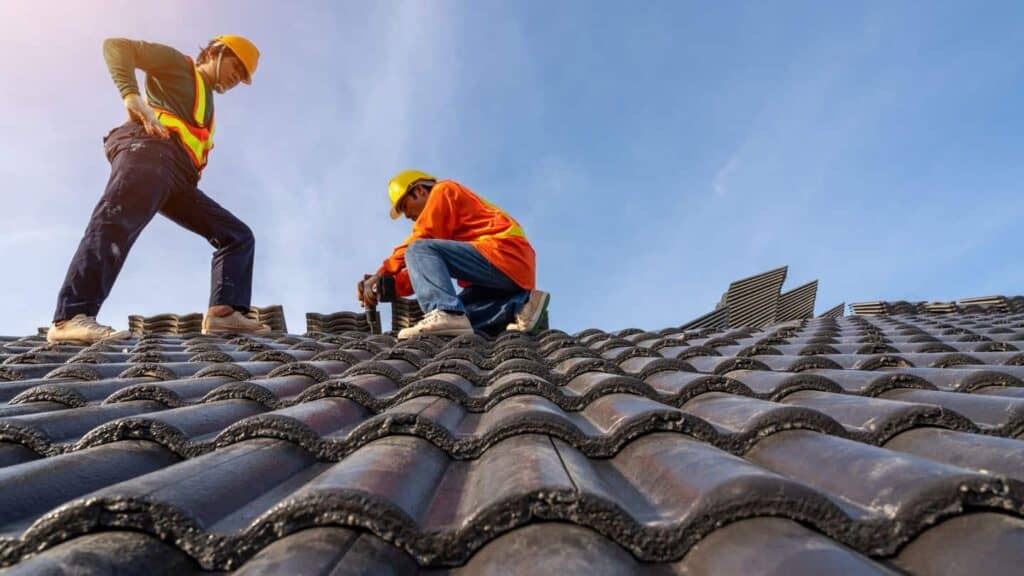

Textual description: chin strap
[212,46,225,93]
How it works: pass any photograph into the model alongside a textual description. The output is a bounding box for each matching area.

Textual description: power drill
[359,275,397,334]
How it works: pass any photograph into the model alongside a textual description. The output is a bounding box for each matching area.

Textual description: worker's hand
[124,93,169,139]
[358,274,380,307]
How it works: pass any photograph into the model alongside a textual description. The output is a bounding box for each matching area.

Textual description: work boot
[47,314,131,344]
[398,310,474,339]
[506,290,550,335]
[202,310,272,335]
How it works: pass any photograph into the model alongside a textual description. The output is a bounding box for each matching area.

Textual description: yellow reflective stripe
[494,225,526,238]
[151,65,214,170]
[192,66,206,126]
[156,114,206,161]
[474,196,527,241]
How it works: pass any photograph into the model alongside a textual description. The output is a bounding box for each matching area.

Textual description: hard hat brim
[390,205,401,220]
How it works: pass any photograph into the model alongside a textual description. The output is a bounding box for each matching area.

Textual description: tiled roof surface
[2,307,1024,574]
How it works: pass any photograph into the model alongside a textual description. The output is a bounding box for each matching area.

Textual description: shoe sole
[398,327,475,340]
[47,332,131,344]
[202,317,271,335]
[203,327,272,335]
[522,292,551,335]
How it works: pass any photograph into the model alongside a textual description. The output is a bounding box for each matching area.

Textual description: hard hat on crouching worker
[388,169,437,219]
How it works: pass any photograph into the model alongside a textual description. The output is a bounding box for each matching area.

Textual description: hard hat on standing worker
[214,35,260,84]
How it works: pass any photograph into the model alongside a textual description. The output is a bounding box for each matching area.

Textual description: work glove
[358,274,380,308]
[124,93,170,139]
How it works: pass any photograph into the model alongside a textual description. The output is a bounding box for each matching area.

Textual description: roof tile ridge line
[0,473,839,565]
[210,400,716,461]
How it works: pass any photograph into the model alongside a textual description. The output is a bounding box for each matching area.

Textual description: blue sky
[1,1,1021,335]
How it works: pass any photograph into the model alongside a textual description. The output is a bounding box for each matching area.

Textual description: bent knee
[217,220,254,250]
[407,239,441,256]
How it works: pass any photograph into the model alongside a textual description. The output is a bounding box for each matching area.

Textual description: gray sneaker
[506,290,550,334]
[47,314,131,344]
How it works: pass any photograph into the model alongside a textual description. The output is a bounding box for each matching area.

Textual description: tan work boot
[398,309,474,339]
[47,314,131,344]
[202,310,272,335]
[506,290,550,334]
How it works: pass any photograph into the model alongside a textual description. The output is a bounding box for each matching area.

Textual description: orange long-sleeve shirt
[377,180,536,297]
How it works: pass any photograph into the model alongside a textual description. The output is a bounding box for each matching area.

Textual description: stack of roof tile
[392,297,426,332]
[1,308,1024,574]
[850,301,888,315]
[679,306,730,330]
[850,296,1023,316]
[125,305,287,336]
[305,311,373,334]
[1012,296,1024,313]
[722,265,788,327]
[127,313,203,335]
[777,280,819,323]
[921,301,958,314]
[244,305,287,332]
[818,302,846,319]
[681,266,837,329]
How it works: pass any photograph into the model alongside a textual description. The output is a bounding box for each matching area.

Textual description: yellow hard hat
[388,169,437,219]
[214,35,259,84]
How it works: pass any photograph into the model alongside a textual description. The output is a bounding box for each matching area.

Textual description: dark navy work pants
[53,122,255,322]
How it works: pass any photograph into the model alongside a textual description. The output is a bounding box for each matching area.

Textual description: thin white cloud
[713,155,739,197]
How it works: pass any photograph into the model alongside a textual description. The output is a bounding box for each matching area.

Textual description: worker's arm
[103,38,180,139]
[375,183,460,297]
[375,233,416,297]
[103,38,187,98]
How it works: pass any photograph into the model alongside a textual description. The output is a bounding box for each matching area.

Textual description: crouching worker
[47,35,270,343]
[358,170,549,339]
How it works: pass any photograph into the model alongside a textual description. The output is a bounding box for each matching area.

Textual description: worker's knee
[219,220,254,251]
[406,238,441,257]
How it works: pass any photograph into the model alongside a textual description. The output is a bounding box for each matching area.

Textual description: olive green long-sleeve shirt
[103,38,214,128]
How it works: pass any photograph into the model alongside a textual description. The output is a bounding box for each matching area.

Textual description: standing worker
[358,170,550,339]
[47,36,270,343]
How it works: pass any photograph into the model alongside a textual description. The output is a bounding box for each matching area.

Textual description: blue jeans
[53,122,255,322]
[405,239,528,335]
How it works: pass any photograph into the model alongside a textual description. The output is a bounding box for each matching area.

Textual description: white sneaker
[47,314,131,344]
[398,310,474,339]
[506,290,550,334]
[202,311,272,335]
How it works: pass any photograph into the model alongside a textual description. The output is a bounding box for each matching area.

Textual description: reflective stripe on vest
[474,197,527,242]
[152,59,215,171]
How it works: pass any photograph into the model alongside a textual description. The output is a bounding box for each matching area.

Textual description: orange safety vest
[151,57,215,171]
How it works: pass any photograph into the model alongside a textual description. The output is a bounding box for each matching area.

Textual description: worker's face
[214,55,247,93]
[207,51,248,94]
[399,186,429,221]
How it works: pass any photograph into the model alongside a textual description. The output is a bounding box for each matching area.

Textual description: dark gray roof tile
[880,388,1024,435]
[780,391,977,442]
[892,513,1024,576]
[2,531,202,576]
[884,428,1024,480]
